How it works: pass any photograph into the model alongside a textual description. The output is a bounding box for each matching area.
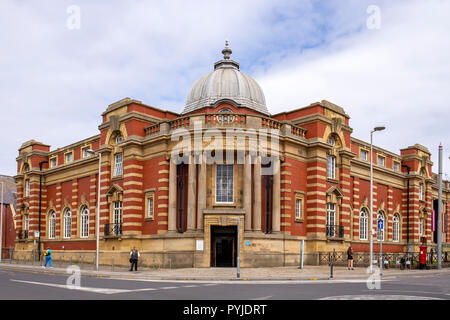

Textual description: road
[0,268,449,300]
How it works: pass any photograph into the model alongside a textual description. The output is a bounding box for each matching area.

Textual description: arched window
[218,108,232,113]
[328,136,335,146]
[393,213,400,242]
[360,208,368,240]
[218,108,234,124]
[48,211,56,239]
[80,206,89,238]
[115,133,123,144]
[377,211,385,241]
[23,214,29,239]
[64,208,72,239]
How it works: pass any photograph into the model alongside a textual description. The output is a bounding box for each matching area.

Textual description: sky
[1,0,449,179]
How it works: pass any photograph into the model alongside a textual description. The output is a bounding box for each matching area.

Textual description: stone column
[243,153,252,231]
[197,154,206,230]
[187,153,197,231]
[168,156,177,232]
[272,157,281,232]
[253,155,262,232]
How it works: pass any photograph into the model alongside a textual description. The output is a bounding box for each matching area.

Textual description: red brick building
[1,175,17,259]
[13,44,450,267]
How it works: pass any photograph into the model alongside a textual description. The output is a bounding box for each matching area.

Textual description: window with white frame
[65,152,73,164]
[360,149,368,161]
[360,208,368,240]
[114,153,123,176]
[48,211,56,239]
[50,157,57,168]
[64,208,72,238]
[377,211,385,241]
[377,155,385,167]
[147,195,154,219]
[80,206,89,238]
[419,183,424,201]
[327,155,336,179]
[326,203,336,237]
[393,161,400,172]
[24,214,29,232]
[295,199,302,220]
[419,217,424,236]
[216,164,234,203]
[82,147,91,158]
[393,213,400,242]
[113,201,122,235]
[25,179,30,197]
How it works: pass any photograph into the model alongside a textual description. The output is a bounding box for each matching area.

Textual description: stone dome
[183,42,269,115]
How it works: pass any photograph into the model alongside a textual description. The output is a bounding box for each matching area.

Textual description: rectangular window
[295,198,302,220]
[326,203,336,237]
[50,157,57,168]
[65,152,73,164]
[82,147,91,158]
[419,183,424,201]
[25,179,30,197]
[114,153,123,176]
[393,161,400,172]
[113,201,122,235]
[147,195,154,219]
[360,149,368,161]
[327,155,336,179]
[377,155,385,167]
[419,218,424,236]
[216,164,234,203]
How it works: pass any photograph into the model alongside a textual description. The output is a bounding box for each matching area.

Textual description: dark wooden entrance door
[210,226,237,267]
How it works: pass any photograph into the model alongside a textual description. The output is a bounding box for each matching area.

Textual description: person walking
[129,247,140,272]
[43,249,53,268]
[347,246,354,270]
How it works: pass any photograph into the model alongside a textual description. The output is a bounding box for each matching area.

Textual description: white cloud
[257,0,450,176]
[0,0,449,178]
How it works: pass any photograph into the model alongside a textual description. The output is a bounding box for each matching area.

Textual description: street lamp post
[230,217,241,278]
[370,126,385,274]
[87,149,101,271]
[38,161,48,262]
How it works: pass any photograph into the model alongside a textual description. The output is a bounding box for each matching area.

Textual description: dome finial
[222,40,232,60]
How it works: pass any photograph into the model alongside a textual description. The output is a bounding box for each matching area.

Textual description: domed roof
[183,42,269,115]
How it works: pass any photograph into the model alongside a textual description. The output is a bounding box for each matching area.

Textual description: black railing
[326,225,344,238]
[104,223,122,236]
[18,230,28,240]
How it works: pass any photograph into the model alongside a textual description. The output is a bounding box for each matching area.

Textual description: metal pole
[0,182,3,263]
[380,226,383,276]
[437,144,443,269]
[237,218,240,278]
[370,131,374,274]
[300,239,304,269]
[96,152,101,271]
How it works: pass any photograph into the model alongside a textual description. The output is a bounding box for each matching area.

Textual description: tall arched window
[360,208,368,240]
[48,211,56,239]
[80,206,89,238]
[377,211,385,241]
[393,213,400,242]
[64,208,72,239]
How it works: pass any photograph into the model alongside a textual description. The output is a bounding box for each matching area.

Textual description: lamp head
[374,126,386,132]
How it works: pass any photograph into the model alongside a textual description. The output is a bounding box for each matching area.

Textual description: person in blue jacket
[43,249,53,268]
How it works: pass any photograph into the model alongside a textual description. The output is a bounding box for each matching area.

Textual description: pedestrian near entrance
[129,247,140,271]
[347,246,354,270]
[43,249,53,268]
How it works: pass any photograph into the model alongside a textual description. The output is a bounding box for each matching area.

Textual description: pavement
[1,261,449,281]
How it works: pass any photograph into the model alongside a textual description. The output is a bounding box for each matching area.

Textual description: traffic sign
[377,220,383,230]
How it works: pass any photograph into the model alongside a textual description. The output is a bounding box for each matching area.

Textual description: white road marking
[319,295,443,300]
[10,279,180,295]
[10,279,131,295]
